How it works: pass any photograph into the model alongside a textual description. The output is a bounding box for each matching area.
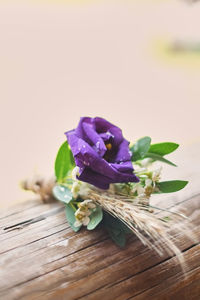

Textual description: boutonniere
[52,117,189,253]
[23,117,191,262]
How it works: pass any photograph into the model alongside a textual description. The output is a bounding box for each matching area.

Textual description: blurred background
[0,0,200,208]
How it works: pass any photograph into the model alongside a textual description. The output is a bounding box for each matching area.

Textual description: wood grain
[0,146,200,300]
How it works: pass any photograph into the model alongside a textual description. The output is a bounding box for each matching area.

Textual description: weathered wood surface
[0,144,200,300]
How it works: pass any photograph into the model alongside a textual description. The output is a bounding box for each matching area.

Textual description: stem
[149,205,188,219]
[70,202,77,212]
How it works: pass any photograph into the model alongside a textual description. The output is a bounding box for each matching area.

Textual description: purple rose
[65,117,139,189]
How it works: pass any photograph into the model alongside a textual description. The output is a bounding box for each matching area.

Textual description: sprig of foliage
[129,137,188,194]
[130,137,178,166]
[146,141,179,166]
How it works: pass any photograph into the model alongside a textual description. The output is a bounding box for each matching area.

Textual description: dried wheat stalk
[21,176,56,203]
[22,176,196,272]
[85,189,197,272]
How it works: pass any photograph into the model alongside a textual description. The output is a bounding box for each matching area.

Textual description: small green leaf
[53,185,72,204]
[87,206,103,230]
[65,203,81,232]
[103,212,132,247]
[131,136,151,161]
[145,152,177,167]
[55,141,75,183]
[148,142,179,156]
[156,180,188,193]
[107,228,127,248]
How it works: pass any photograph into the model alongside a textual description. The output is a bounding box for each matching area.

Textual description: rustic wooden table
[0,144,200,300]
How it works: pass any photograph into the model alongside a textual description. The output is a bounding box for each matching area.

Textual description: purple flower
[65,117,139,189]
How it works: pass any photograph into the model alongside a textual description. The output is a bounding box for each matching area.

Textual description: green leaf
[148,142,179,156]
[130,136,151,161]
[65,203,81,232]
[156,180,188,193]
[107,228,127,248]
[145,152,177,167]
[53,185,73,204]
[87,206,103,230]
[103,212,132,247]
[55,141,75,183]
[103,212,132,233]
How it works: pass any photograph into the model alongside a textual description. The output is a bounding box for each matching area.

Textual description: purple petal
[111,161,134,173]
[114,139,131,163]
[65,130,97,170]
[93,117,113,133]
[78,168,110,189]
[108,126,123,147]
[82,122,106,157]
[75,117,92,140]
[79,155,139,186]
[78,163,139,189]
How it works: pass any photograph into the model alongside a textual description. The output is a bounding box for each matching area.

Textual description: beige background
[0,0,200,208]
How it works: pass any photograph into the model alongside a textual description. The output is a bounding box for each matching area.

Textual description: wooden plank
[129,264,200,300]
[0,143,200,299]
[0,192,199,300]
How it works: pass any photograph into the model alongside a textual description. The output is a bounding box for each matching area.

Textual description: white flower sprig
[74,199,96,227]
[71,167,91,199]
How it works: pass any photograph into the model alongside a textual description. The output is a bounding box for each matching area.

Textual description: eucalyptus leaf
[148,142,179,156]
[103,212,132,247]
[55,141,75,183]
[131,136,151,161]
[87,206,103,230]
[155,180,188,193]
[107,228,127,248]
[145,152,177,167]
[103,212,132,233]
[65,203,81,232]
[53,185,72,204]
